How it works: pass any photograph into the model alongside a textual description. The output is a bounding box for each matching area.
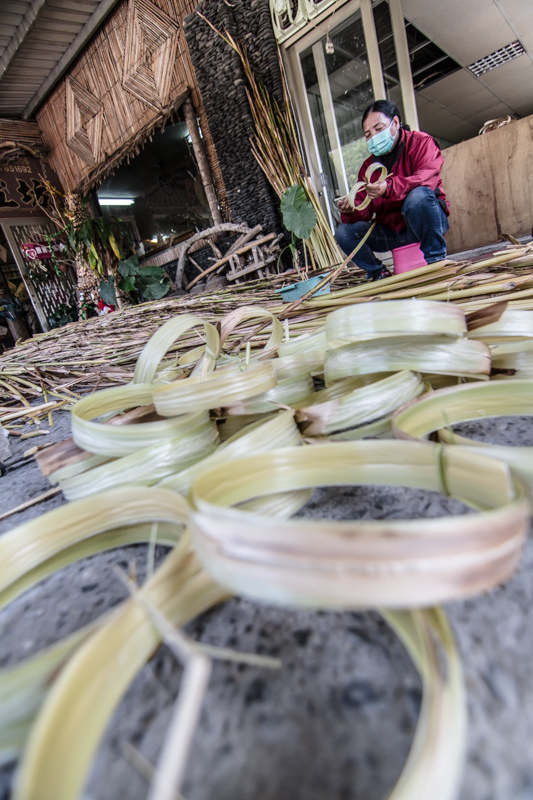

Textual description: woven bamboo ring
[133,314,220,385]
[392,380,533,489]
[348,162,388,210]
[71,384,211,457]
[190,440,530,609]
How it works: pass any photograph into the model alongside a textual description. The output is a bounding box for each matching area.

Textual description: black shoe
[368,267,392,282]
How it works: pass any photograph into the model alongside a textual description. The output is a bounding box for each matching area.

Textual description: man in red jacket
[336,100,450,281]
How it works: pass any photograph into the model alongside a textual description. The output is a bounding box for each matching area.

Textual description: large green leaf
[119,275,136,293]
[138,265,165,279]
[281,184,307,213]
[281,184,317,240]
[99,276,117,306]
[117,256,139,278]
[141,281,170,301]
[282,202,317,241]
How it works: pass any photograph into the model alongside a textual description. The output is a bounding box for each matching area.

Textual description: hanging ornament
[325,33,334,54]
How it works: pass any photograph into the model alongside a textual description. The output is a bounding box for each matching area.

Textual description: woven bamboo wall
[35,0,227,214]
[0,119,49,166]
[0,120,46,150]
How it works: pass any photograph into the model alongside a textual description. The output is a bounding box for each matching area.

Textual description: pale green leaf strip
[490,340,533,378]
[467,308,533,340]
[152,363,277,417]
[161,409,301,495]
[490,340,533,357]
[324,337,491,384]
[326,300,467,345]
[133,314,220,385]
[383,608,466,800]
[224,372,314,415]
[0,522,181,612]
[219,305,284,355]
[71,384,211,457]
[393,379,533,439]
[276,328,326,359]
[60,420,219,501]
[320,414,394,441]
[295,370,424,436]
[0,487,189,602]
[47,452,111,485]
[268,352,324,379]
[190,442,529,609]
[392,380,533,488]
[0,622,100,766]
[13,537,228,800]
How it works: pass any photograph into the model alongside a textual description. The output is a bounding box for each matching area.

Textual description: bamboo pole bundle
[196,15,343,272]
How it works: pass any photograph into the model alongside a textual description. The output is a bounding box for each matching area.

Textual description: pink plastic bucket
[392,243,427,275]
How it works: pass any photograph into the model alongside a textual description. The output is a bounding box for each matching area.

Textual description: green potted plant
[277,184,330,301]
[99,255,171,307]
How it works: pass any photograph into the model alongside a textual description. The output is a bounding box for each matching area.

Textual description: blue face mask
[367,122,395,156]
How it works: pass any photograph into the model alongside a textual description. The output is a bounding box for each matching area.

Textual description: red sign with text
[21,241,65,260]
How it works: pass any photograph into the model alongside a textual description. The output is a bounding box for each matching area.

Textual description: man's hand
[366,180,387,199]
[337,196,352,214]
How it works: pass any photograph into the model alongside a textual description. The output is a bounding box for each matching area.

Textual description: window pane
[300,9,374,207]
[373,1,461,92]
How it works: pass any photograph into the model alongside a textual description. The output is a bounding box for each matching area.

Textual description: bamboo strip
[1,247,533,416]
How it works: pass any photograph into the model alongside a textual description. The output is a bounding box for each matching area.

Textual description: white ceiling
[0,0,120,119]
[402,0,533,142]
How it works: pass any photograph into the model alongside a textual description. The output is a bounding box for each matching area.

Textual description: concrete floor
[0,410,532,800]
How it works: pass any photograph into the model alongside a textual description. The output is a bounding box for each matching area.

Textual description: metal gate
[1,217,77,332]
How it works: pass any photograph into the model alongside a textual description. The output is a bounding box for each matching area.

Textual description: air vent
[468,41,526,77]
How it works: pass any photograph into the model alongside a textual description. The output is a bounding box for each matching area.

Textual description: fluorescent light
[468,41,525,76]
[99,198,135,206]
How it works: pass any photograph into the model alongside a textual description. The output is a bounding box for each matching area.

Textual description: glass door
[283,0,394,226]
[299,10,374,212]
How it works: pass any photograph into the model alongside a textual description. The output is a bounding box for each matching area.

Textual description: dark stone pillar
[184,0,286,235]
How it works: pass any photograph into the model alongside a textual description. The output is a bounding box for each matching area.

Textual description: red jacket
[340,129,449,232]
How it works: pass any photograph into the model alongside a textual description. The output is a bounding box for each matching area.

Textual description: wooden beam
[389,0,419,131]
[0,0,46,81]
[360,0,387,101]
[182,98,223,226]
[22,0,122,119]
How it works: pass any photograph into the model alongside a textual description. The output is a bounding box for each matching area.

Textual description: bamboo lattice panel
[7,221,77,324]
[35,0,210,194]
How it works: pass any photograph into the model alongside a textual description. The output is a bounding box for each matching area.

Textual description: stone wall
[184,0,285,234]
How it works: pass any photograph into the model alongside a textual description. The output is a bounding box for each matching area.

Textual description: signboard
[20,241,65,260]
[0,156,63,219]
